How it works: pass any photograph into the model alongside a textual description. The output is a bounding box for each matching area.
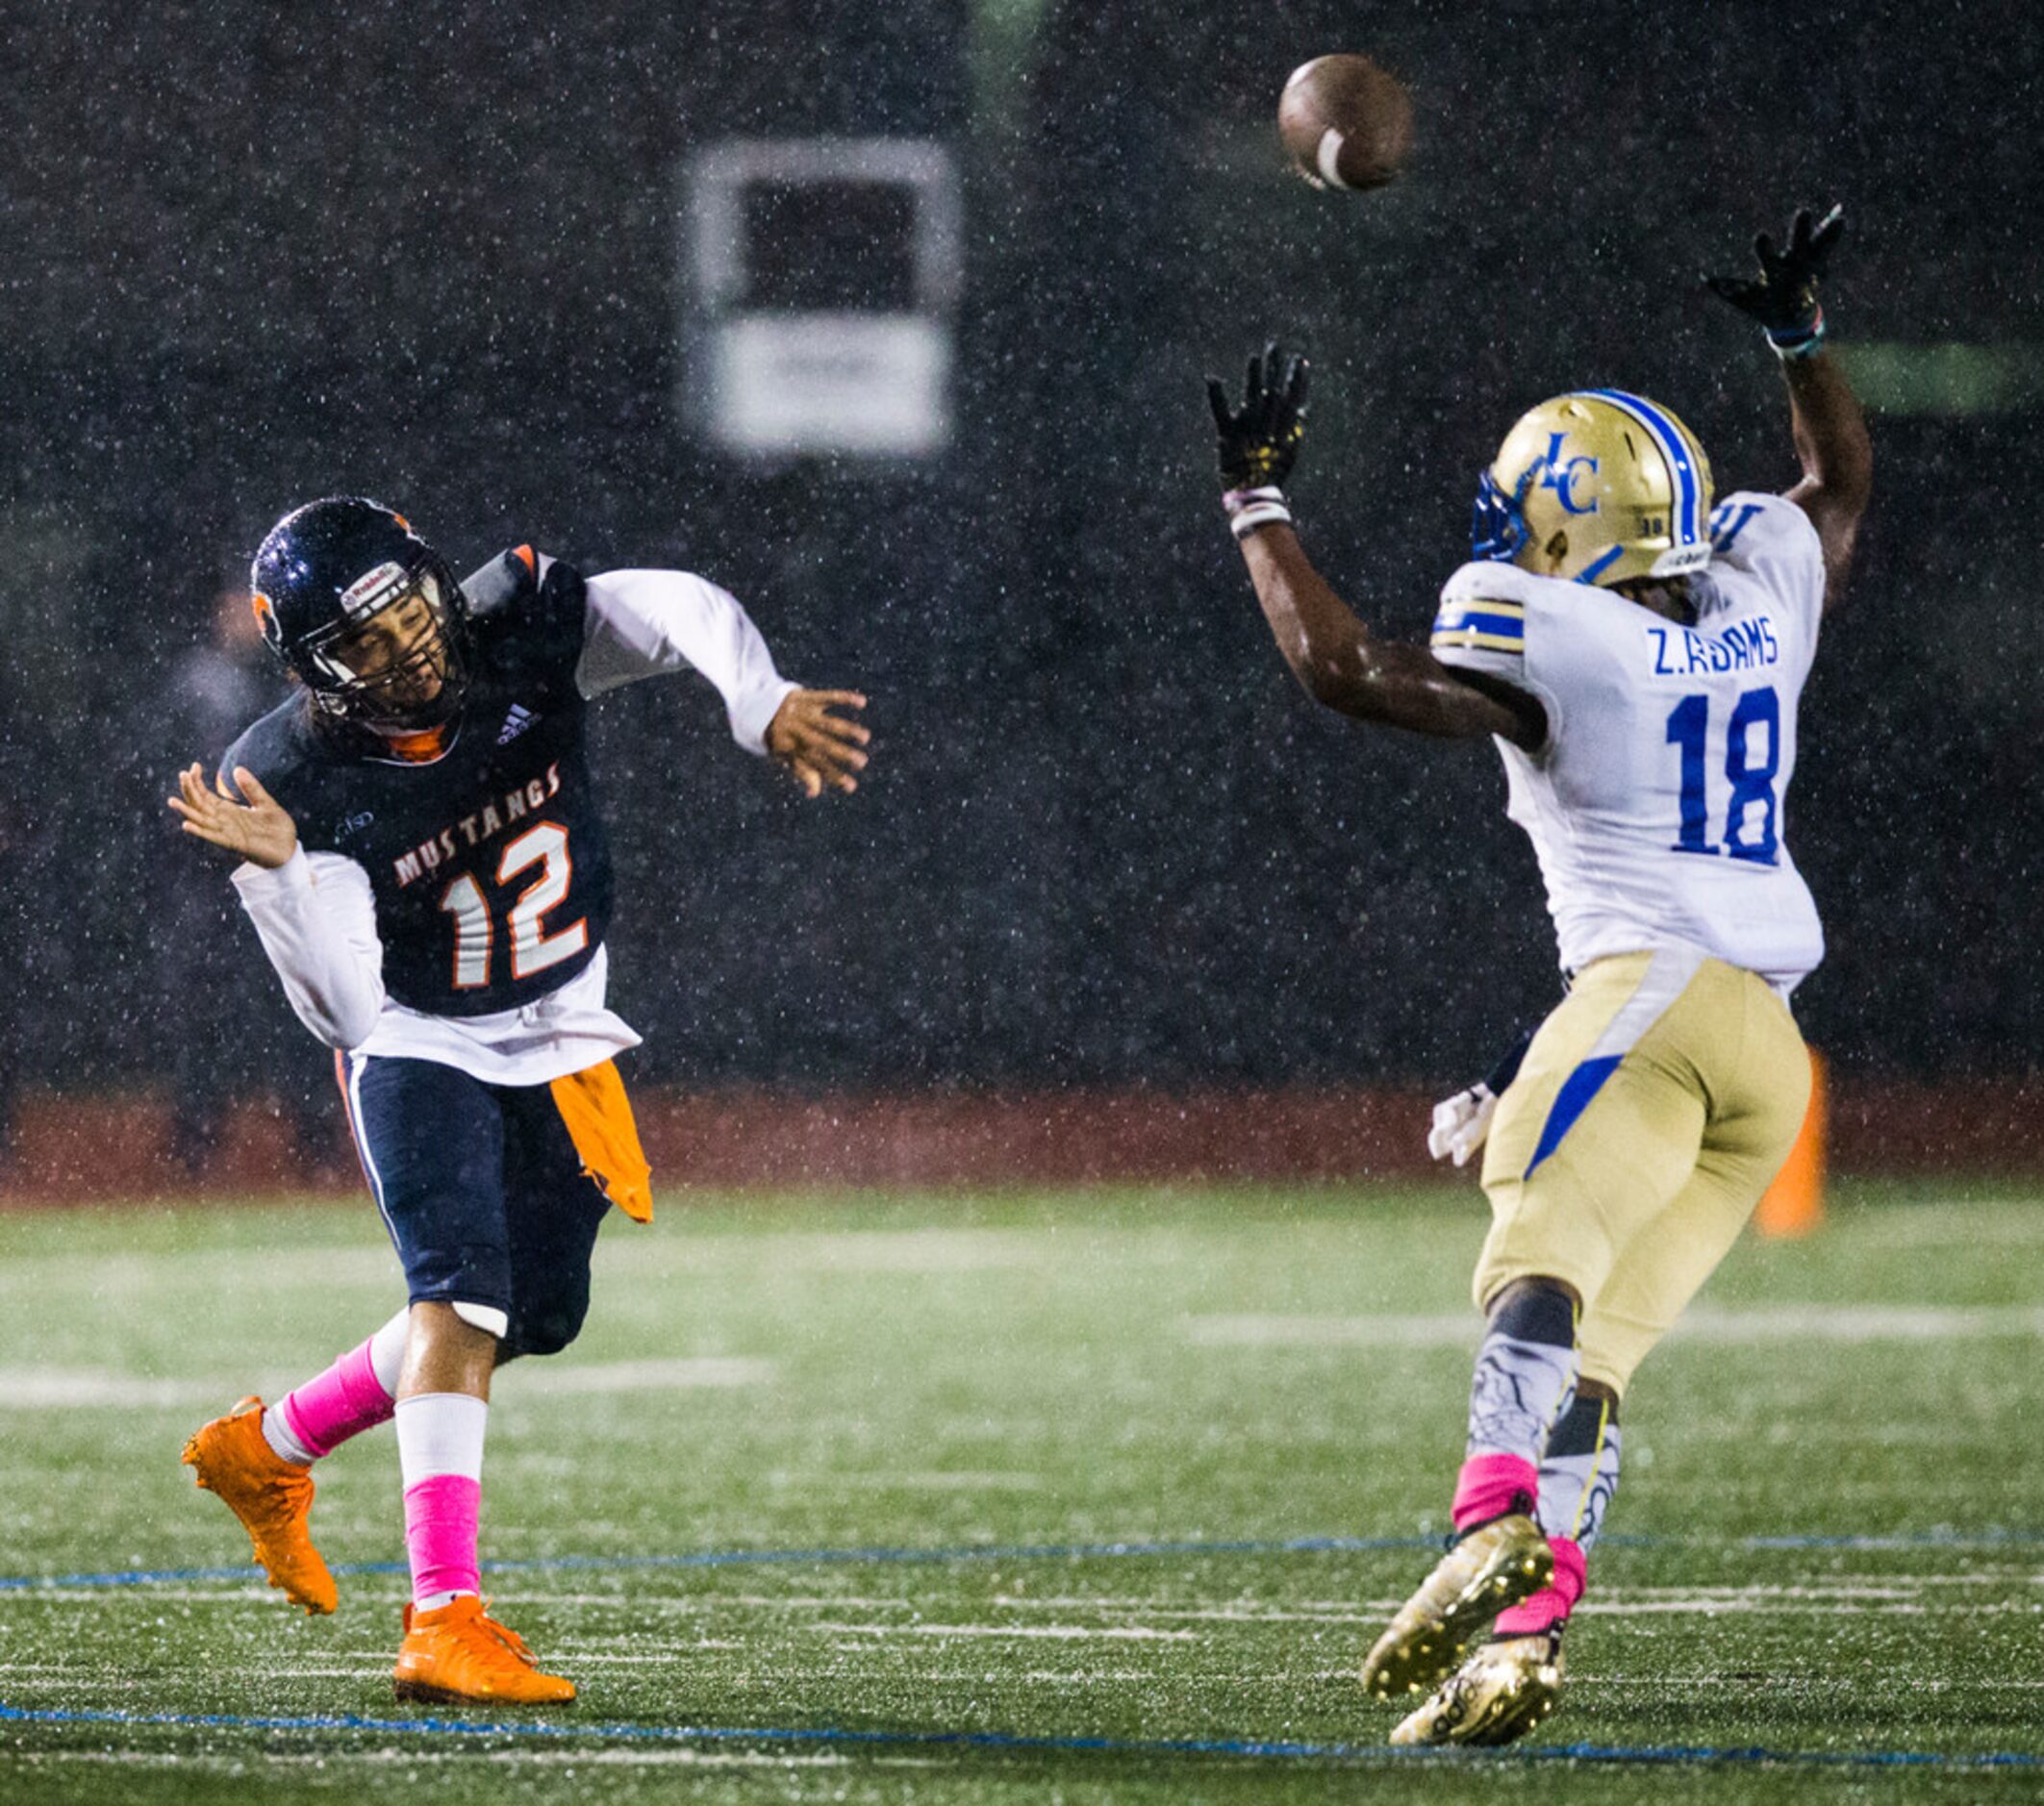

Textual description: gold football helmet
[1471,390,1714,586]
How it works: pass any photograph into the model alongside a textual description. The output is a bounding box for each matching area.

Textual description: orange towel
[548,1059,654,1223]
[1754,1048,1827,1239]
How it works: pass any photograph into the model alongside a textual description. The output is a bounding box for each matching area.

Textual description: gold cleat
[1361,1513,1552,1697]
[1391,1629,1565,1746]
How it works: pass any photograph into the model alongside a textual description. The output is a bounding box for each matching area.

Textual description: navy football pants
[339,1053,612,1359]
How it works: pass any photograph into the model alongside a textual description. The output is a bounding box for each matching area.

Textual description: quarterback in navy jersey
[168,496,869,1705]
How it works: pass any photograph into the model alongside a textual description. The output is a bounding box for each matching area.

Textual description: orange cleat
[392,1595,577,1705]
[181,1395,339,1616]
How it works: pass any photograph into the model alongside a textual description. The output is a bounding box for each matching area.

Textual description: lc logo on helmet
[1536,432,1600,515]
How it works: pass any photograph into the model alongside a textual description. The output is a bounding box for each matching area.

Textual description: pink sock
[1452,1451,1539,1532]
[278,1338,396,1460]
[403,1474,482,1603]
[396,1392,488,1607]
[1494,1533,1587,1635]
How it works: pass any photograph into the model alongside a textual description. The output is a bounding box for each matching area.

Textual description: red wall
[3,1081,2039,1203]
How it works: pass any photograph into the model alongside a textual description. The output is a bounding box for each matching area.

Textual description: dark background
[2,0,2037,1126]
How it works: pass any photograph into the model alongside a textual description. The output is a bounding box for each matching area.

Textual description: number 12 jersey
[218,546,798,1086]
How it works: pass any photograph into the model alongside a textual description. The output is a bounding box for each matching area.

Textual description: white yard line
[1186,1302,2044,1347]
[0,1355,774,1409]
[515,1357,774,1394]
[822,1471,1047,1492]
[677,1229,1080,1275]
[814,1619,1199,1642]
[8,1746,874,1773]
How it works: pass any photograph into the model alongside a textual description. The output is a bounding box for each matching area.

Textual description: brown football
[1277,54,1413,191]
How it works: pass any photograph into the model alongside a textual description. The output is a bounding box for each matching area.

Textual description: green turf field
[3,1181,2042,1803]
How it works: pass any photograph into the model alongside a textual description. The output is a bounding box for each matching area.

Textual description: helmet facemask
[298,563,468,735]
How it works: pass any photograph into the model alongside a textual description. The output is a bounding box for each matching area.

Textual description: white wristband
[1223,485,1292,539]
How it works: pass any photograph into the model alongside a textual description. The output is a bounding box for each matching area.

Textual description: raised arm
[1206,345,1544,748]
[578,568,870,795]
[577,568,799,746]
[1706,206,1873,611]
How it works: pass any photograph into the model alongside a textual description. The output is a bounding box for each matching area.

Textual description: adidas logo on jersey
[497,704,538,745]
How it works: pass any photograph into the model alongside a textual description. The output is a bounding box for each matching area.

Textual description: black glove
[1205,343,1310,536]
[1704,205,1843,358]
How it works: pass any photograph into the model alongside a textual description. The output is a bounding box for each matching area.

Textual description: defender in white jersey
[1206,208,1870,1745]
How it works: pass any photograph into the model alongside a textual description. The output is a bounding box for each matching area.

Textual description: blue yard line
[5,1525,2043,1594]
[0,1535,1426,1593]
[0,1700,2038,1771]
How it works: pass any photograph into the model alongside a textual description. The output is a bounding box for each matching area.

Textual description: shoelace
[437,1612,532,1679]
[472,1603,540,1669]
[246,1466,315,1536]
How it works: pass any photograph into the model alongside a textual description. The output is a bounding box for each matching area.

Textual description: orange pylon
[1755,1048,1828,1238]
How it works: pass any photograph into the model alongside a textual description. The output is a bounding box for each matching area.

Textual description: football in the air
[1277,54,1413,191]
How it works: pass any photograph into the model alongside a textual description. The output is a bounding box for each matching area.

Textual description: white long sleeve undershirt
[575,567,798,752]
[232,848,386,1051]
[231,566,795,1082]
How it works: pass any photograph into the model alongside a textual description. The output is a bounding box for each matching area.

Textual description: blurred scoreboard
[684,138,962,458]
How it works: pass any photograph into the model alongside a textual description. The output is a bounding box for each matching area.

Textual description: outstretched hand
[768,690,870,797]
[1705,205,1843,350]
[167,763,300,868]
[1205,342,1310,492]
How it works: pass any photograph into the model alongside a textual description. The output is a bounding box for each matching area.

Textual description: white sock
[369,1308,410,1395]
[395,1392,489,1486]
[1536,1396,1623,1550]
[1465,1286,1578,1465]
[1465,1332,1577,1465]
[261,1405,316,1467]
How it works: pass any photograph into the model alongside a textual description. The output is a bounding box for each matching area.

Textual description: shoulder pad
[1434,562,1546,662]
[1707,491,1822,569]
[1439,560,1552,610]
[218,691,322,802]
[461,546,541,624]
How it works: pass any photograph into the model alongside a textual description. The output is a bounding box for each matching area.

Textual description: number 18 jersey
[1430,491,1827,992]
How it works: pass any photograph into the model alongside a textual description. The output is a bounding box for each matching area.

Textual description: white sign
[682,138,960,459]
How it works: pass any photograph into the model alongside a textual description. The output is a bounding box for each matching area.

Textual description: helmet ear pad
[1538,529,1570,574]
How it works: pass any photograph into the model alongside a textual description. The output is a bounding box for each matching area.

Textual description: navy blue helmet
[250,497,470,733]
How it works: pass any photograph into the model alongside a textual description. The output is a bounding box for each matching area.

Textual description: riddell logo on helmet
[341,561,410,618]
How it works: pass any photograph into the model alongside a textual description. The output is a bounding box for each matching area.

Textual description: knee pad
[451,1301,509,1340]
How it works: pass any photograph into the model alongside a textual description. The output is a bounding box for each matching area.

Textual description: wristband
[1765,308,1826,360]
[1222,484,1292,539]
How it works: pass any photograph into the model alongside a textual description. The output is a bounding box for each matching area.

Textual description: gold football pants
[1475,947,1811,1395]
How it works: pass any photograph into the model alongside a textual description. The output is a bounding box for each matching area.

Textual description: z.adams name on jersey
[221,547,617,1017]
[1646,615,1780,678]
